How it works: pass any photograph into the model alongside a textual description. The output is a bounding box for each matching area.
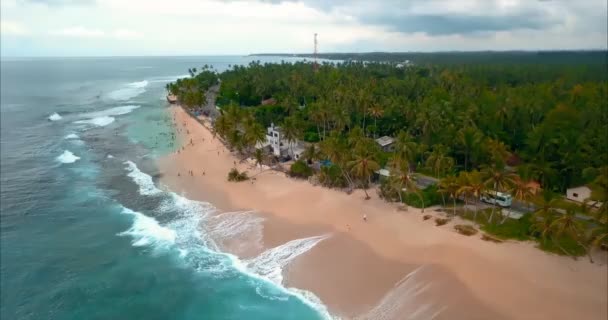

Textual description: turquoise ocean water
[0,56,329,320]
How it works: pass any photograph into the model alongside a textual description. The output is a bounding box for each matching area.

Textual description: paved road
[414,173,535,214]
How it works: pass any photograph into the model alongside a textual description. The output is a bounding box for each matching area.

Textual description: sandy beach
[158,105,607,319]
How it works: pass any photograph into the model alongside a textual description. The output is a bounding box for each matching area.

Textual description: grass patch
[454,224,478,236]
[435,218,450,226]
[403,184,443,209]
[423,214,432,220]
[480,213,533,241]
[481,234,503,243]
[536,236,587,257]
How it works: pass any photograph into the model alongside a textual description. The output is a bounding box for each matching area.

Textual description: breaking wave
[108,80,148,100]
[120,160,333,319]
[49,112,62,121]
[56,150,80,164]
[74,116,115,127]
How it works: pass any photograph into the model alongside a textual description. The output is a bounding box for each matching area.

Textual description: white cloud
[112,29,142,39]
[49,26,105,37]
[1,21,30,36]
[0,0,606,56]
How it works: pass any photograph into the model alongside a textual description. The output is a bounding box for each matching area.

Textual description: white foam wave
[56,150,80,164]
[356,266,445,320]
[84,105,140,118]
[124,161,163,196]
[149,74,190,83]
[65,133,79,139]
[49,112,62,121]
[119,207,176,247]
[108,80,148,100]
[107,154,114,159]
[246,235,328,284]
[75,116,115,127]
[120,160,334,319]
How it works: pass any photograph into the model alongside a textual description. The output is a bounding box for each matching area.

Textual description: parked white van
[481,191,513,207]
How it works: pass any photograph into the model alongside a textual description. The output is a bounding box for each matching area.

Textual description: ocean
[0,56,329,320]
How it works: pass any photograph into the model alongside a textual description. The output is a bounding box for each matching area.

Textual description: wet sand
[158,105,608,319]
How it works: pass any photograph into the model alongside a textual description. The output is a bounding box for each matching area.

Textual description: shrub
[435,218,450,226]
[481,234,503,243]
[318,164,347,188]
[404,184,443,208]
[303,131,320,142]
[423,215,432,220]
[455,224,478,236]
[227,168,249,182]
[289,160,313,178]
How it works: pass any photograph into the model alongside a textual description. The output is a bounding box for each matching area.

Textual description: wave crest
[56,150,80,164]
[49,112,62,121]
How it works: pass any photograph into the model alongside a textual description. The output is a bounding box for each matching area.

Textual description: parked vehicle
[481,191,513,207]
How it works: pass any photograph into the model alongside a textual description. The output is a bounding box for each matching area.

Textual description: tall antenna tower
[313,33,319,72]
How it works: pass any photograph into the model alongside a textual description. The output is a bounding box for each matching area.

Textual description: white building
[261,123,305,160]
[566,186,592,203]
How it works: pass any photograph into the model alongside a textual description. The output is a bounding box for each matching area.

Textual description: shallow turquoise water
[0,57,328,320]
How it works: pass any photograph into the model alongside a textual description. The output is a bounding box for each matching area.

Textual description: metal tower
[313,33,319,72]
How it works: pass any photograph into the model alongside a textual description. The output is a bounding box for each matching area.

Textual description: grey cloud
[362,12,554,35]
[263,0,604,36]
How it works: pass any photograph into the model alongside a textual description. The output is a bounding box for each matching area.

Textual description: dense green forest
[168,55,607,257]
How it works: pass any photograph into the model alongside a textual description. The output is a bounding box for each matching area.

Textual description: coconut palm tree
[368,103,384,138]
[348,145,380,200]
[393,130,418,167]
[282,116,301,157]
[426,144,454,177]
[483,165,517,223]
[457,127,483,171]
[550,207,592,262]
[253,148,264,171]
[439,175,459,216]
[302,144,320,165]
[388,158,424,211]
[510,177,534,211]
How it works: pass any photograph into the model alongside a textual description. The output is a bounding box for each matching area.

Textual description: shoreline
[158,104,607,319]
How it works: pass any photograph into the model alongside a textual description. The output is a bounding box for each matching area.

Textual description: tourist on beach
[363,214,367,222]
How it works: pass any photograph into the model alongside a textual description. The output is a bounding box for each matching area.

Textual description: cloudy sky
[1,0,606,56]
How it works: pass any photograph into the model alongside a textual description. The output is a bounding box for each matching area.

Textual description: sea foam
[108,80,148,100]
[84,105,140,118]
[56,150,80,164]
[75,116,115,127]
[65,133,79,139]
[119,207,176,248]
[121,160,334,319]
[49,112,62,121]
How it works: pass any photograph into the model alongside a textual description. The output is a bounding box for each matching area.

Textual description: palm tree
[456,171,486,219]
[368,103,384,138]
[282,116,301,157]
[457,127,483,171]
[393,130,418,167]
[348,146,380,200]
[439,175,459,216]
[320,132,354,188]
[389,158,424,211]
[510,177,534,211]
[482,165,517,223]
[253,148,264,171]
[244,121,266,154]
[302,144,320,164]
[550,207,591,262]
[426,144,454,177]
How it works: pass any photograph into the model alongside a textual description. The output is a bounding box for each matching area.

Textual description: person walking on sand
[363,214,367,222]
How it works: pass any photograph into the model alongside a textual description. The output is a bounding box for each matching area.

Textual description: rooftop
[375,136,395,147]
